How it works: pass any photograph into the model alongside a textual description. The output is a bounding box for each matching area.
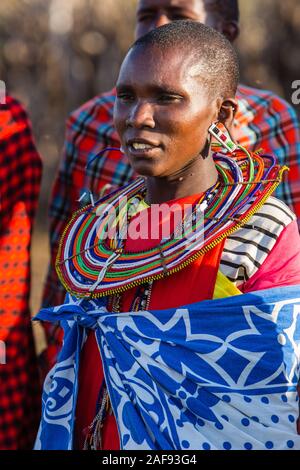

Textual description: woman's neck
[145,156,218,205]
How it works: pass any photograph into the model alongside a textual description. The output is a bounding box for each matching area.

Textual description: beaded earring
[208,122,237,154]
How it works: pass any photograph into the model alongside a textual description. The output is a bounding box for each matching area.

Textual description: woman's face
[114,45,218,178]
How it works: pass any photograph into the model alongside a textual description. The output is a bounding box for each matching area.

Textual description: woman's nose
[126,101,155,129]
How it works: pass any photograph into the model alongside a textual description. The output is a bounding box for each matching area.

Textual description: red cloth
[0,96,42,449]
[75,194,225,449]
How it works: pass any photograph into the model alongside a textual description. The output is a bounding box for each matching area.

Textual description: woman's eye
[158,94,181,103]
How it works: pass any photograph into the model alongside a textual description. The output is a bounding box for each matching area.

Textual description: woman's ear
[218,99,238,132]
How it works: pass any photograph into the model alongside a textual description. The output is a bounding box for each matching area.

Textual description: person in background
[41,0,300,368]
[0,95,42,449]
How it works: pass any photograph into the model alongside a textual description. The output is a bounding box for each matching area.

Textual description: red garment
[0,96,42,449]
[75,194,225,450]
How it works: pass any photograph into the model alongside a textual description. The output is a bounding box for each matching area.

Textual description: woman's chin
[132,162,163,178]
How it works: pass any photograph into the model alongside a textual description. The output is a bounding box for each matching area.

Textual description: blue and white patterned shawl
[34,286,300,450]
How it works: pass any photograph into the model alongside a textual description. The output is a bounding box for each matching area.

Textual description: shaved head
[131,20,239,99]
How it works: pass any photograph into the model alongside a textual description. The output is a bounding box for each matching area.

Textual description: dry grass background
[0,0,298,353]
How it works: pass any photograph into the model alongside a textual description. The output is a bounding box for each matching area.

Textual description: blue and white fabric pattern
[34,286,300,450]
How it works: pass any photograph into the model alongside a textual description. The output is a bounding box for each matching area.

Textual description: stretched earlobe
[201,136,212,159]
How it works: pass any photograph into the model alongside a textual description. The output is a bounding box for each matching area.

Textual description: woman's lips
[127,141,161,157]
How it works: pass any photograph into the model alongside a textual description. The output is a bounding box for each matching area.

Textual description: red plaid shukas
[0,96,42,449]
[41,84,300,366]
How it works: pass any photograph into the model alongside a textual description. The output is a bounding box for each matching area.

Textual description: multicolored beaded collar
[56,147,287,299]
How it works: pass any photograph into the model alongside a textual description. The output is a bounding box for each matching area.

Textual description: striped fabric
[221,196,295,285]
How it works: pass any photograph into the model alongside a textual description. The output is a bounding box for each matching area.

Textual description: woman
[35,21,300,450]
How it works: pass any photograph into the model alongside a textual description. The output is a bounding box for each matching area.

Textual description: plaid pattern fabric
[41,85,300,367]
[0,96,42,449]
[235,85,300,214]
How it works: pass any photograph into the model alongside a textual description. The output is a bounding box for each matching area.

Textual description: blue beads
[203,442,211,450]
[197,419,205,427]
[241,418,250,427]
[251,416,259,422]
[182,440,190,449]
[261,397,269,404]
[265,441,274,449]
[244,442,253,450]
[281,394,288,402]
[271,415,279,423]
[176,419,184,428]
[179,391,187,399]
[288,414,295,423]
[287,440,294,449]
[221,415,229,422]
[223,442,232,450]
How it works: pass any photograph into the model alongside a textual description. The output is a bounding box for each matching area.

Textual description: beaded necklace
[107,180,217,313]
[56,147,287,300]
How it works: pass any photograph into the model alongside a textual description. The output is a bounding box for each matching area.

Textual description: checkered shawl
[0,96,42,449]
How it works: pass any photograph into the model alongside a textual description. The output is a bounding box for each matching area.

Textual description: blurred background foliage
[0,0,299,323]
